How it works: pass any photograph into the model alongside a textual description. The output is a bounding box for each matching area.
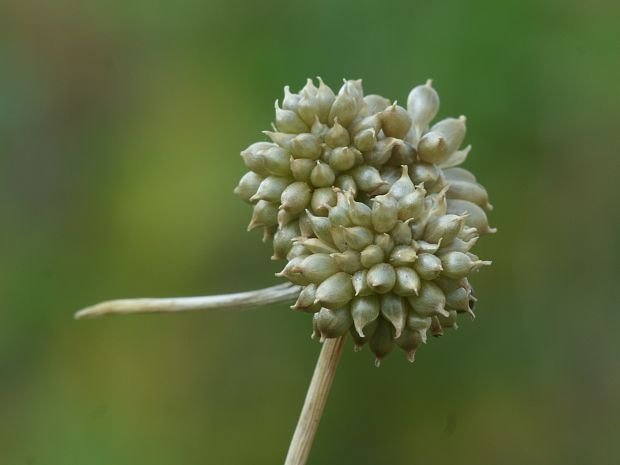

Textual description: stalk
[284,335,346,465]
[74,283,301,319]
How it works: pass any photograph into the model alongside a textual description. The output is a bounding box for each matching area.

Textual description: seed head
[238,78,495,363]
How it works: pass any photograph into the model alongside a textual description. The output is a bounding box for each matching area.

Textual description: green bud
[248,200,278,230]
[411,162,439,187]
[328,147,357,172]
[263,131,295,150]
[276,206,294,231]
[440,251,491,279]
[407,281,448,317]
[389,245,418,266]
[291,283,321,312]
[407,80,440,137]
[310,187,337,216]
[374,233,395,256]
[424,214,465,244]
[296,253,338,284]
[282,85,300,111]
[351,114,381,135]
[353,128,377,152]
[251,176,291,203]
[444,286,471,312]
[262,146,293,176]
[315,77,336,123]
[367,263,396,294]
[327,191,352,226]
[351,165,386,193]
[380,293,406,338]
[275,100,309,134]
[335,175,357,196]
[286,243,309,260]
[369,317,395,367]
[388,140,416,166]
[380,103,412,139]
[235,171,263,203]
[364,94,391,114]
[351,295,381,337]
[391,221,412,245]
[305,209,336,246]
[290,157,315,182]
[407,312,432,340]
[416,240,441,254]
[331,250,363,274]
[276,255,309,286]
[272,221,301,260]
[397,186,426,221]
[417,131,449,164]
[298,82,320,127]
[446,180,493,211]
[315,272,355,309]
[444,167,476,183]
[437,236,478,254]
[352,269,372,296]
[413,253,443,280]
[364,137,398,166]
[315,306,352,340]
[360,244,385,268]
[324,119,350,147]
[280,181,311,214]
[241,141,272,176]
[396,327,424,362]
[339,79,364,106]
[427,188,448,219]
[393,267,421,296]
[431,116,466,154]
[340,225,374,250]
[310,162,336,188]
[309,117,328,138]
[447,199,497,234]
[345,191,372,227]
[388,165,415,200]
[295,237,338,254]
[328,90,358,127]
[371,193,398,233]
[290,133,322,160]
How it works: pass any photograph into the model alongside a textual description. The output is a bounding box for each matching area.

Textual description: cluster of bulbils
[235,78,495,365]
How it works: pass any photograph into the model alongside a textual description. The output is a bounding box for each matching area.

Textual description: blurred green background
[1,0,619,463]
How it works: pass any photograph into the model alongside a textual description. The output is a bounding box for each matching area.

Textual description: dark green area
[1,0,619,463]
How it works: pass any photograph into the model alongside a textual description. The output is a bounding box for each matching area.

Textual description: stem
[74,283,301,319]
[284,335,346,465]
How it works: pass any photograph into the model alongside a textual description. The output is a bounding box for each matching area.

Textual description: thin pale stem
[284,335,346,465]
[74,283,301,320]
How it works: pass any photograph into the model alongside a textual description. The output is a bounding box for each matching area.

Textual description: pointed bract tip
[425,78,433,86]
[374,358,382,368]
[407,350,416,363]
[436,306,450,318]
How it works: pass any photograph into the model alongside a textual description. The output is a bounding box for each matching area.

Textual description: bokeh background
[1,0,619,463]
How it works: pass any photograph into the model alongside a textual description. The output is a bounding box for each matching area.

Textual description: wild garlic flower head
[236,78,495,364]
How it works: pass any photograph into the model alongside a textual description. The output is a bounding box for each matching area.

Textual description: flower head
[237,78,494,364]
